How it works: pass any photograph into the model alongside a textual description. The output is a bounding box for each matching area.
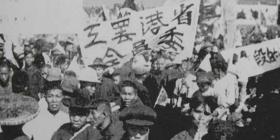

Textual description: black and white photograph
[1,0,280,140]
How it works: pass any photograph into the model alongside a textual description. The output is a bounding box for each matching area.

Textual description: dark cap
[119,104,157,126]
[62,93,93,109]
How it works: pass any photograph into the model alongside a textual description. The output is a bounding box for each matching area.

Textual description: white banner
[80,0,201,67]
[200,38,280,77]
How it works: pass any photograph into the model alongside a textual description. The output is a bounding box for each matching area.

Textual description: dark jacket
[99,112,125,140]
[51,123,102,140]
[23,65,44,100]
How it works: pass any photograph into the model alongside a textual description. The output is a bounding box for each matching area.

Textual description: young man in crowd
[89,57,120,103]
[51,94,102,140]
[132,66,152,107]
[119,104,157,140]
[119,80,143,109]
[89,99,124,140]
[23,82,69,140]
[23,51,44,100]
[0,62,13,95]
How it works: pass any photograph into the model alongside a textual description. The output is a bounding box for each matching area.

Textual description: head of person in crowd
[79,67,101,97]
[63,94,93,132]
[0,62,11,87]
[45,83,63,115]
[152,57,166,73]
[64,37,77,60]
[167,51,178,62]
[210,55,228,79]
[89,57,108,80]
[61,70,80,97]
[24,51,35,68]
[181,58,193,72]
[112,69,122,85]
[196,72,213,93]
[203,120,239,140]
[33,39,45,55]
[119,80,139,108]
[120,104,157,140]
[134,66,149,83]
[12,70,29,94]
[90,99,112,130]
[40,64,51,80]
[188,96,212,126]
[54,55,69,73]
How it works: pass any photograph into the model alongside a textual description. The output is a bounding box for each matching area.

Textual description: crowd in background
[0,29,280,140]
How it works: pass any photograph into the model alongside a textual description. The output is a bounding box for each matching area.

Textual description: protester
[51,94,102,140]
[119,104,157,140]
[0,62,13,95]
[22,51,44,100]
[23,82,69,140]
[119,80,144,109]
[89,98,125,140]
[89,58,120,102]
[132,66,153,107]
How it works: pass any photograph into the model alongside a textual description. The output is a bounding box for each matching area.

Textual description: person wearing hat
[119,80,144,110]
[51,94,102,140]
[132,66,152,107]
[78,66,101,100]
[89,58,120,104]
[23,83,69,140]
[0,94,40,140]
[88,98,125,140]
[119,104,157,140]
[61,70,80,98]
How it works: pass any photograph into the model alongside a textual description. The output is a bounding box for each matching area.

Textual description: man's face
[70,108,89,131]
[45,89,63,112]
[0,67,10,84]
[90,103,110,129]
[24,53,34,66]
[113,75,121,85]
[121,86,137,107]
[191,104,205,126]
[197,82,210,93]
[154,58,165,72]
[41,67,49,79]
[127,125,149,140]
[95,67,104,79]
[85,84,96,96]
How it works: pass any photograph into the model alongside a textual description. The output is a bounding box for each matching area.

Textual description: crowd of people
[0,30,280,140]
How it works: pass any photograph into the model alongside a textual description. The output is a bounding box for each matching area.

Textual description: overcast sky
[83,0,167,8]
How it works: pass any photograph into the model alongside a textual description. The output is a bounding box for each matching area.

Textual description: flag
[154,87,169,108]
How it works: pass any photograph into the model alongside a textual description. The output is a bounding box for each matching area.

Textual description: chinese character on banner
[253,47,280,66]
[104,47,126,67]
[158,27,184,51]
[140,11,168,35]
[83,23,107,48]
[132,39,150,55]
[111,18,136,44]
[172,3,194,25]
